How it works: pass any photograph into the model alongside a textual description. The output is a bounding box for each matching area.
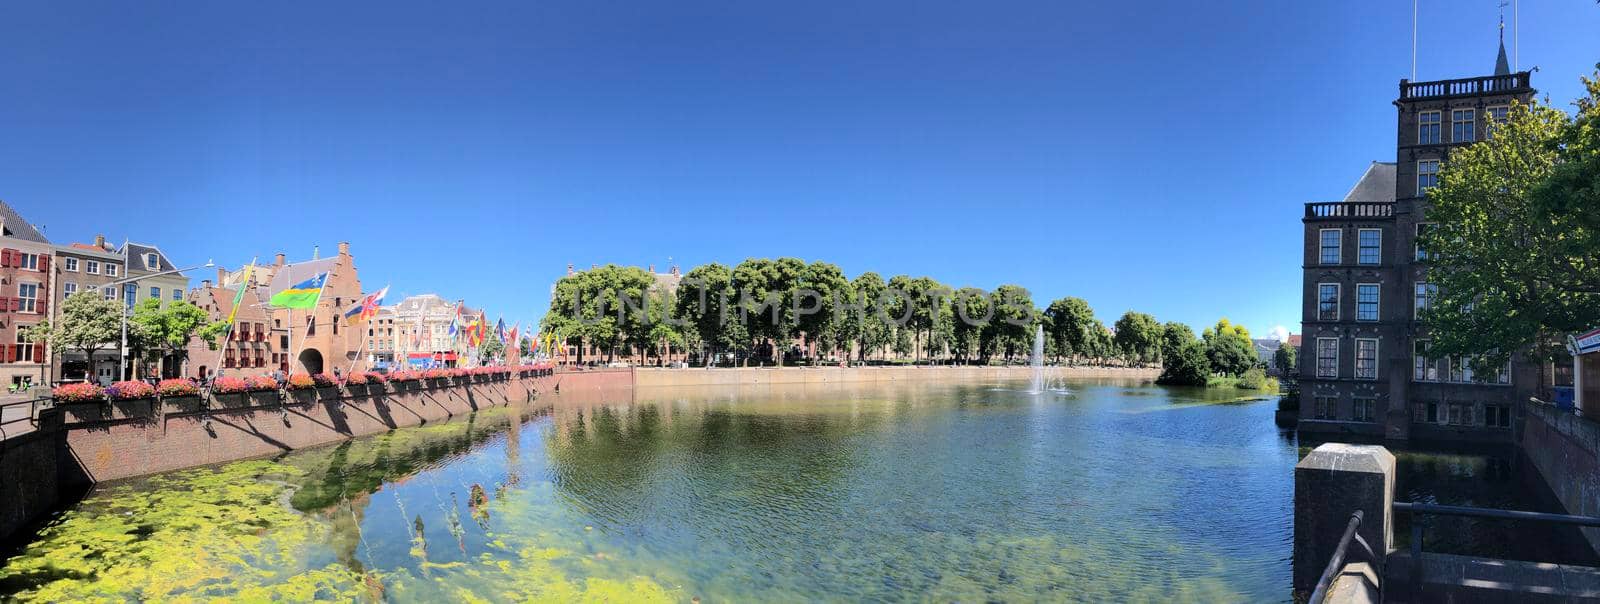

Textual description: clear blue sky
[2,1,1597,337]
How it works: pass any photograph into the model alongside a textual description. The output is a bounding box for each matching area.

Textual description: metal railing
[1310,509,1374,604]
[1393,501,1600,596]
[0,397,44,441]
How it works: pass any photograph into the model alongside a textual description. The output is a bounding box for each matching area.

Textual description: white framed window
[1414,283,1437,314]
[15,328,34,363]
[1355,338,1378,380]
[1316,337,1339,378]
[1452,109,1475,142]
[1414,340,1439,381]
[102,286,115,300]
[64,257,79,272]
[1353,397,1376,422]
[1418,160,1440,194]
[1319,229,1342,265]
[105,263,118,277]
[86,260,100,275]
[1415,223,1434,261]
[144,253,158,270]
[1357,229,1381,264]
[64,282,77,297]
[1419,110,1441,144]
[17,282,38,313]
[1318,283,1340,321]
[16,253,38,271]
[1356,284,1380,321]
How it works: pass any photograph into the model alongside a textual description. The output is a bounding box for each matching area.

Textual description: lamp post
[109,260,215,381]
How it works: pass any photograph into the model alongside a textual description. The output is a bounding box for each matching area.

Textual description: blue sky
[2,1,1597,338]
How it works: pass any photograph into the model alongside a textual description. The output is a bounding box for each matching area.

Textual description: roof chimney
[216,267,226,285]
[590,263,597,270]
[567,263,574,276]
[338,241,350,256]
[312,245,320,260]
[648,264,655,273]
[275,253,286,267]
[94,234,106,249]
[671,265,681,276]
[202,279,212,288]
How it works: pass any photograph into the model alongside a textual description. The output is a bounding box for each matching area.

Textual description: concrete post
[1294,443,1395,593]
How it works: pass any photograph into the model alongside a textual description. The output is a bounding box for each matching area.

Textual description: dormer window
[145,253,159,270]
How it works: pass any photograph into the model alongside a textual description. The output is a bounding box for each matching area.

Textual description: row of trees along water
[539,259,1281,388]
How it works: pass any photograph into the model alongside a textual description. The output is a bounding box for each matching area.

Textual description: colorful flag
[269,272,328,309]
[343,285,390,325]
[495,317,507,344]
[507,323,519,351]
[448,303,462,337]
[221,260,256,340]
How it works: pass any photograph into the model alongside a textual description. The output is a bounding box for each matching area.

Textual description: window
[1314,396,1337,420]
[1414,340,1440,381]
[1353,397,1375,422]
[145,253,159,270]
[1357,229,1381,264]
[64,258,79,272]
[172,288,182,301]
[15,329,34,364]
[15,253,37,270]
[1426,401,1439,423]
[1447,402,1475,427]
[1452,109,1475,142]
[1415,223,1434,261]
[86,261,100,275]
[1415,283,1437,314]
[1487,106,1509,124]
[1485,404,1512,428]
[1418,110,1441,144]
[1319,229,1342,264]
[1317,283,1340,321]
[1418,160,1440,194]
[1355,339,1378,380]
[105,263,118,277]
[1316,338,1339,378]
[149,286,160,300]
[17,283,38,313]
[1356,284,1379,321]
[64,282,77,296]
[102,286,115,300]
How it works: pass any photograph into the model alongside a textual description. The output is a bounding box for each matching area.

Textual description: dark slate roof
[120,242,178,273]
[1494,39,1510,76]
[0,200,50,243]
[1343,162,1397,202]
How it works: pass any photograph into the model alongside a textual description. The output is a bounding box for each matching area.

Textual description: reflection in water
[0,382,1578,602]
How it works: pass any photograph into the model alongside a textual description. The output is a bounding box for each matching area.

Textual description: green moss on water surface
[0,460,364,602]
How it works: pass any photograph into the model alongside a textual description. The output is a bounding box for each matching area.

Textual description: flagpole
[292,272,328,374]
[208,258,256,383]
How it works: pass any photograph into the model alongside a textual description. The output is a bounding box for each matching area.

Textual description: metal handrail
[0,397,45,441]
[1310,509,1373,604]
[1394,500,1600,597]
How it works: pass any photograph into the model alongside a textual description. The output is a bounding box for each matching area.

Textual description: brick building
[391,293,465,368]
[184,266,278,379]
[216,243,368,376]
[1298,41,1544,441]
[0,201,54,389]
[50,235,126,383]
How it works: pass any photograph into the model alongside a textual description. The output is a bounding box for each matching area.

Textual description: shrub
[310,373,336,388]
[389,370,420,382]
[212,376,251,394]
[247,375,278,392]
[286,373,316,390]
[156,379,200,398]
[1238,368,1269,390]
[344,372,370,385]
[52,382,104,403]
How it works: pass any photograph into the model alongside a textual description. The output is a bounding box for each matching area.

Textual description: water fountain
[1029,324,1046,394]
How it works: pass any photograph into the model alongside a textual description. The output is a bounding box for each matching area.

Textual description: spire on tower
[1494,1,1511,75]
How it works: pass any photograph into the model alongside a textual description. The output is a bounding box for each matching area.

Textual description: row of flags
[210,260,562,370]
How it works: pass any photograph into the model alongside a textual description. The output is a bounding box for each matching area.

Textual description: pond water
[0,379,1581,602]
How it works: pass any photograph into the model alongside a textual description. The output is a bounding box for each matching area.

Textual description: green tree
[799,261,850,362]
[1202,318,1255,377]
[852,272,892,362]
[1044,297,1094,363]
[983,284,1036,362]
[949,287,990,364]
[479,334,505,363]
[734,258,806,366]
[128,298,210,378]
[1421,70,1600,370]
[1157,340,1211,386]
[1273,343,1298,376]
[676,262,738,366]
[1158,321,1196,363]
[1112,311,1162,365]
[21,292,124,381]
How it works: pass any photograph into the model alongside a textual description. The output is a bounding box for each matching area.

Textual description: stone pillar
[1294,443,1395,593]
